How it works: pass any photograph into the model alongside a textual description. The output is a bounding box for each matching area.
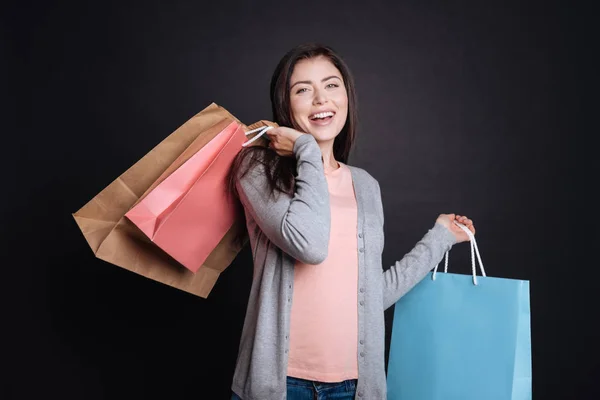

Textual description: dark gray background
[4,0,594,399]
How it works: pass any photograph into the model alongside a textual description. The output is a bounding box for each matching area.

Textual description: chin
[304,125,344,142]
[310,133,338,143]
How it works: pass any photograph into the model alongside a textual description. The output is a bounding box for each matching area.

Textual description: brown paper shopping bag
[72,103,274,298]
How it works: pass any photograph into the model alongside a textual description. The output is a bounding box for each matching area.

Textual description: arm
[236,134,330,265]
[382,222,456,310]
[373,181,457,310]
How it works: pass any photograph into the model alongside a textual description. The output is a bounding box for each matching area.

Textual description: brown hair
[228,42,358,205]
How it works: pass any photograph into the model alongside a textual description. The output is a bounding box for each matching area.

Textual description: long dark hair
[228,43,358,203]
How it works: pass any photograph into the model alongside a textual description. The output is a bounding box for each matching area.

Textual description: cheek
[335,95,349,118]
[290,96,311,118]
[334,91,349,110]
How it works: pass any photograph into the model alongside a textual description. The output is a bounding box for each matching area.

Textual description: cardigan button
[358,392,363,397]
[360,340,364,345]
[358,233,363,238]
[359,248,364,253]
[360,288,365,293]
[360,301,364,306]
[360,352,365,357]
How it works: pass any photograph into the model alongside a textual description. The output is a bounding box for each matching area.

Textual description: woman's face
[289,56,348,143]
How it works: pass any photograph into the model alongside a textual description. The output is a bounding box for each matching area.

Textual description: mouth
[309,111,336,125]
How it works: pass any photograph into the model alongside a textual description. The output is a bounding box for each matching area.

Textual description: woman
[228,43,475,400]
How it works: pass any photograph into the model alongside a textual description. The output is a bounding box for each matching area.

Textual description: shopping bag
[72,103,273,298]
[124,119,251,273]
[387,223,532,400]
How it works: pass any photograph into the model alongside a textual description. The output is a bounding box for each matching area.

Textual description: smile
[309,111,336,120]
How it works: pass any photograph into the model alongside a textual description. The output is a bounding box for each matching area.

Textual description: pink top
[287,162,359,382]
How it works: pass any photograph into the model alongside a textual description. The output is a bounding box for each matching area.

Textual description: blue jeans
[232,376,357,399]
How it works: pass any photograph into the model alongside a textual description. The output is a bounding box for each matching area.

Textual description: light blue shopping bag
[387,223,532,400]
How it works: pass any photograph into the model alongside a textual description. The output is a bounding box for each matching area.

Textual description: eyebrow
[290,75,342,89]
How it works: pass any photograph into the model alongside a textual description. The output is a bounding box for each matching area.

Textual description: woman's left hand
[435,214,475,243]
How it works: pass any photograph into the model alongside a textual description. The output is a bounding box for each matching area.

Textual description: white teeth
[310,111,334,119]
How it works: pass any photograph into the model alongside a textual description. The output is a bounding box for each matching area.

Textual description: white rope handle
[432,248,450,281]
[432,221,486,285]
[241,125,273,147]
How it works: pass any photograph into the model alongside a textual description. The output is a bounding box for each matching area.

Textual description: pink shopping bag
[125,120,248,273]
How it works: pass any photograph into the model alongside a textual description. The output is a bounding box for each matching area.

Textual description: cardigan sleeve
[235,134,331,265]
[374,180,457,310]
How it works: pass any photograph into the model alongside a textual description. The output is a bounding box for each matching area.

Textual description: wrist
[432,222,458,246]
[292,133,314,154]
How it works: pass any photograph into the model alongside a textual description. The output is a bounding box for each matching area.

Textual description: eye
[326,83,340,89]
[295,87,309,94]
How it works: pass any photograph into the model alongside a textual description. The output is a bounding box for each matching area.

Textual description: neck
[318,139,339,172]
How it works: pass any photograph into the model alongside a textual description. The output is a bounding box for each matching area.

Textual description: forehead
[291,56,343,81]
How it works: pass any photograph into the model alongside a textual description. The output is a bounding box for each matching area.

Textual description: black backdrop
[4,1,595,399]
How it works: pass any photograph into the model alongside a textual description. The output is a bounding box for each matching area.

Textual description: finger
[271,135,281,146]
[466,220,475,234]
[266,129,279,139]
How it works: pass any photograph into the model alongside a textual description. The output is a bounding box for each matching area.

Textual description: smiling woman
[226,43,476,400]
[289,59,349,161]
[229,44,358,197]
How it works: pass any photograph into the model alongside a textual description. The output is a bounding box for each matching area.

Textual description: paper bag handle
[242,125,274,147]
[432,221,487,285]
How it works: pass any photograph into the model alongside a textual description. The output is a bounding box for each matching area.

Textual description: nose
[313,88,328,105]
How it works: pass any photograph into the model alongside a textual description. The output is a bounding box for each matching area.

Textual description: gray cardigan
[231,134,456,400]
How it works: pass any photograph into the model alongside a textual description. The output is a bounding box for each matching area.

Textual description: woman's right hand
[266,127,305,157]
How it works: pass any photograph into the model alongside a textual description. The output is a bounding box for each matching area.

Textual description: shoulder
[346,164,384,218]
[346,165,381,192]
[346,165,385,226]
[232,147,274,201]
[236,147,270,180]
